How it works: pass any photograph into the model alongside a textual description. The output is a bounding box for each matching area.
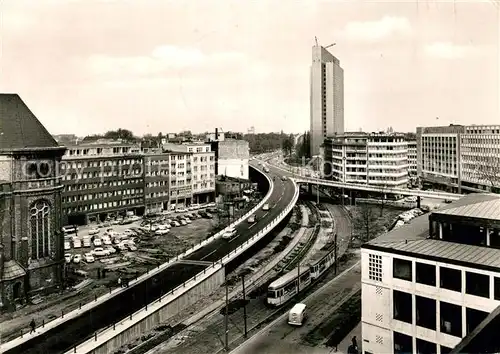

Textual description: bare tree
[474,155,500,192]
[354,204,382,242]
[378,184,390,217]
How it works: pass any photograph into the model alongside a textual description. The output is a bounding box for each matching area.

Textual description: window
[393,290,412,323]
[466,307,488,335]
[369,254,382,281]
[393,258,412,281]
[494,277,500,300]
[440,346,453,354]
[394,331,412,354]
[466,272,490,298]
[416,295,436,330]
[440,301,462,337]
[30,200,51,259]
[440,267,461,292]
[416,262,436,286]
[416,339,436,354]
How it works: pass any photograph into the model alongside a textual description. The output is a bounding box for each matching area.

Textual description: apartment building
[162,142,215,204]
[60,140,145,224]
[310,44,344,156]
[407,140,417,176]
[361,193,500,354]
[322,133,409,188]
[142,152,170,215]
[416,124,500,194]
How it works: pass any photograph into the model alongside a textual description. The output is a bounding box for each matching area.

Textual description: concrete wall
[89,266,225,354]
[219,158,249,180]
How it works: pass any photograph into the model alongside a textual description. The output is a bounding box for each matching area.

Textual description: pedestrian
[29,319,36,334]
[118,277,122,288]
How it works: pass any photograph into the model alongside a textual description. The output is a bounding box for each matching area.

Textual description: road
[3,162,298,354]
[231,261,361,354]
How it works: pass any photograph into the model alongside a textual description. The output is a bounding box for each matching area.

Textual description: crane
[314,37,336,49]
[325,43,336,49]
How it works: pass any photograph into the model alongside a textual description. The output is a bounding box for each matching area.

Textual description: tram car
[267,245,337,307]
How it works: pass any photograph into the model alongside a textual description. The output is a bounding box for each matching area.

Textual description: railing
[1,166,275,352]
[64,178,300,354]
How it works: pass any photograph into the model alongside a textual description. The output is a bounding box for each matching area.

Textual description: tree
[281,134,295,156]
[474,155,500,193]
[378,184,390,217]
[295,131,311,159]
[354,204,382,242]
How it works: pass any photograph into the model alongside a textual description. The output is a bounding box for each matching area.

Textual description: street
[231,260,361,354]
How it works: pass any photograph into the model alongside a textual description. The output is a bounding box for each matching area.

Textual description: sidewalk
[330,322,362,354]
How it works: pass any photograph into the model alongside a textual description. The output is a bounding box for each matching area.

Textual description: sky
[0,0,499,136]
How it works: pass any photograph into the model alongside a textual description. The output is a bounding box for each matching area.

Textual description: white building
[361,193,500,354]
[162,142,216,204]
[213,140,250,180]
[310,44,344,157]
[407,140,417,176]
[322,133,409,188]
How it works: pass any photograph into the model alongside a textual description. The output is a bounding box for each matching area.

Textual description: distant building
[53,134,79,145]
[310,44,344,156]
[407,140,417,176]
[416,124,500,194]
[216,175,253,200]
[211,139,250,180]
[361,193,500,354]
[0,94,66,309]
[322,133,409,188]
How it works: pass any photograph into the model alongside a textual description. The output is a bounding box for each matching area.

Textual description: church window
[30,200,51,259]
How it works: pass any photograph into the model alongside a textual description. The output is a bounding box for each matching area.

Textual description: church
[0,94,66,309]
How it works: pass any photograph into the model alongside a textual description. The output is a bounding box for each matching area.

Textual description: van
[222,228,237,240]
[288,303,306,326]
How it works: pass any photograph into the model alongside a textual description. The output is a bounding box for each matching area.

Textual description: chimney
[215,128,218,141]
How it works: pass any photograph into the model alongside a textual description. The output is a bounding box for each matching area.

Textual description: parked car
[175,207,186,213]
[117,243,128,251]
[126,243,138,251]
[102,237,112,245]
[183,218,192,224]
[93,238,102,247]
[83,253,94,263]
[62,225,78,234]
[92,247,110,257]
[281,176,287,181]
[73,254,82,264]
[64,241,71,250]
[82,236,91,247]
[180,219,187,226]
[64,254,73,263]
[171,221,180,227]
[105,246,117,254]
[155,229,169,235]
[88,227,100,235]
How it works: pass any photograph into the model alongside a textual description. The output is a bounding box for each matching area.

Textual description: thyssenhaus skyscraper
[310,44,344,157]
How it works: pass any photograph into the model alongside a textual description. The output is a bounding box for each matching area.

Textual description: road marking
[199,249,217,261]
[248,223,256,229]
[262,212,269,219]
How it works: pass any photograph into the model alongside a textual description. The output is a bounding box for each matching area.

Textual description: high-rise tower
[310,44,344,156]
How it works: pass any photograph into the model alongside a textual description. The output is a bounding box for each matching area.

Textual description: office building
[407,140,417,176]
[322,133,409,188]
[162,142,215,204]
[417,125,500,194]
[0,94,66,308]
[142,152,170,215]
[211,139,250,180]
[361,193,500,354]
[60,141,145,225]
[310,44,344,156]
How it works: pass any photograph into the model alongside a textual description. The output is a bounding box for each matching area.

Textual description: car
[247,215,256,223]
[92,247,110,257]
[180,219,187,226]
[281,176,287,181]
[73,254,82,264]
[444,199,453,204]
[93,238,102,247]
[88,228,100,235]
[157,224,169,230]
[64,241,71,250]
[64,254,73,263]
[124,229,136,235]
[62,225,78,234]
[126,243,138,251]
[155,229,169,235]
[183,218,192,224]
[105,246,117,254]
[72,237,82,248]
[102,237,112,245]
[83,253,94,263]
[170,221,180,227]
[117,243,128,251]
[222,228,237,240]
[262,204,270,211]
[175,207,186,213]
[82,236,91,247]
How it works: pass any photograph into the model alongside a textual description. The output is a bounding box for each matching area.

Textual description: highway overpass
[2,164,298,354]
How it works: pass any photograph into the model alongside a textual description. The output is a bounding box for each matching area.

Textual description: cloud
[87,45,248,77]
[424,41,477,59]
[341,16,412,42]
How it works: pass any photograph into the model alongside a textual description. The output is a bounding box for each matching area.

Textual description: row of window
[63,198,143,214]
[64,179,142,192]
[62,158,143,168]
[393,331,452,354]
[393,258,500,300]
[393,289,489,338]
[62,188,143,202]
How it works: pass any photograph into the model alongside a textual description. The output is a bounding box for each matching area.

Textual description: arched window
[30,200,51,259]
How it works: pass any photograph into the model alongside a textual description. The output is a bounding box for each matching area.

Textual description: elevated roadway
[2,163,297,354]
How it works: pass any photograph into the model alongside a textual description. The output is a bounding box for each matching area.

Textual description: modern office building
[162,142,215,204]
[310,44,344,156]
[0,94,66,308]
[417,124,500,194]
[142,152,170,215]
[361,193,500,354]
[322,133,409,188]
[407,140,417,176]
[60,141,145,224]
[211,139,250,180]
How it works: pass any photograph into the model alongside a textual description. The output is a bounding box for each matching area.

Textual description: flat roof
[364,213,500,273]
[432,193,500,222]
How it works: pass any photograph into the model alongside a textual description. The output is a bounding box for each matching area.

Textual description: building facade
[211,140,250,180]
[416,124,500,194]
[0,94,66,309]
[143,152,170,215]
[407,140,417,176]
[162,142,215,204]
[60,141,145,224]
[361,193,500,354]
[310,45,344,157]
[322,133,409,188]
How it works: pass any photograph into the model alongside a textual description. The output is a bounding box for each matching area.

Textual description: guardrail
[1,165,274,353]
[64,178,301,354]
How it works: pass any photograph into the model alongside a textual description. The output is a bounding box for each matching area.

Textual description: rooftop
[0,94,60,151]
[364,193,500,272]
